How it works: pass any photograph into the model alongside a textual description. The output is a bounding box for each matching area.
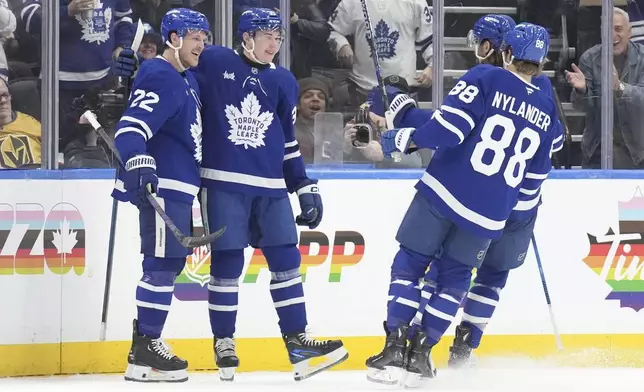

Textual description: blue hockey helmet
[467,14,516,50]
[502,23,550,64]
[161,8,211,44]
[237,8,284,40]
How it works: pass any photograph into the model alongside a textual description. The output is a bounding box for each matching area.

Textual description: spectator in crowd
[295,76,331,163]
[566,7,644,169]
[20,0,135,167]
[0,77,41,168]
[627,0,644,43]
[139,31,162,59]
[0,1,15,82]
[327,0,433,110]
[130,0,171,30]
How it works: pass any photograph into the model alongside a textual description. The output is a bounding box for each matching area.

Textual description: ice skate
[402,330,437,389]
[214,337,239,381]
[448,324,477,369]
[365,322,409,385]
[124,319,188,383]
[283,330,348,381]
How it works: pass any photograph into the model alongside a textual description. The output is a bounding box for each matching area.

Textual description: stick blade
[180,226,226,248]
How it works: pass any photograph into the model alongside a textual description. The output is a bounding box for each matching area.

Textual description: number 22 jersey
[411,64,559,238]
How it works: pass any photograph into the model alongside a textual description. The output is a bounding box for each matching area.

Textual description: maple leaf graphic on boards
[225,92,274,149]
[52,218,78,255]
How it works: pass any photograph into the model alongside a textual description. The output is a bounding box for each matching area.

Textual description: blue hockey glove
[295,179,323,229]
[122,154,158,207]
[113,48,140,78]
[367,85,405,117]
[381,128,416,158]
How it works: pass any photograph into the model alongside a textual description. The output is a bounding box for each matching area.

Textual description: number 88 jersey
[413,64,560,239]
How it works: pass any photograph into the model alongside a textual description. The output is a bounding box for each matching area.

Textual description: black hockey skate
[124,319,188,383]
[283,331,348,381]
[448,324,476,369]
[365,322,410,385]
[214,337,239,382]
[402,329,437,389]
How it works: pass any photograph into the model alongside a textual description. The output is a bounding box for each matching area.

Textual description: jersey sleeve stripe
[120,116,153,139]
[420,172,506,231]
[115,126,148,140]
[284,151,301,161]
[513,192,541,211]
[519,187,540,196]
[432,111,465,144]
[440,105,475,130]
[285,140,298,148]
[525,172,548,180]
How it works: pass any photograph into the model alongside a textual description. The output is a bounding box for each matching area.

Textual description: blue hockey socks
[263,246,307,335]
[421,258,472,346]
[461,265,509,348]
[208,250,245,339]
[136,266,180,338]
[386,246,433,332]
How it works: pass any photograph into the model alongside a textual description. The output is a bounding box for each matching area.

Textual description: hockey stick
[531,234,563,351]
[82,110,226,249]
[100,19,145,341]
[358,0,405,163]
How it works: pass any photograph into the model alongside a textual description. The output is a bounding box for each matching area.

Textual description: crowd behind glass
[1,0,638,170]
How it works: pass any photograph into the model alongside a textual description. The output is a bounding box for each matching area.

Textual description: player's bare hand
[612,63,621,91]
[338,45,354,68]
[291,13,299,24]
[68,0,95,16]
[415,66,433,87]
[565,63,586,92]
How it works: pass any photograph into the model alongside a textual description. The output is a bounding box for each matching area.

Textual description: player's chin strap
[474,44,495,62]
[166,37,189,72]
[242,38,268,65]
[502,52,515,69]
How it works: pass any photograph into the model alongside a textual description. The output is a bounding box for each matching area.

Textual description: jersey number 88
[449,81,541,188]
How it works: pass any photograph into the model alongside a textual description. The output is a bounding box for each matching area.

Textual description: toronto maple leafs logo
[225,92,274,149]
[191,108,203,163]
[185,244,210,287]
[77,4,112,45]
[52,218,79,262]
[372,19,400,60]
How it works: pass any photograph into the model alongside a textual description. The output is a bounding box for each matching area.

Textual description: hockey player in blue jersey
[365,23,559,387]
[111,8,210,383]
[364,19,564,384]
[191,8,347,382]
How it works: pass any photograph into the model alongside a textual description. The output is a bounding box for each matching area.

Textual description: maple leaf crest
[77,7,112,45]
[184,245,210,286]
[52,218,78,255]
[372,19,400,60]
[225,92,274,149]
[191,107,203,163]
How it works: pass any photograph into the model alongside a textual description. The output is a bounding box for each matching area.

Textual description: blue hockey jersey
[112,56,202,204]
[192,45,308,197]
[390,73,563,222]
[408,64,558,238]
[21,0,135,90]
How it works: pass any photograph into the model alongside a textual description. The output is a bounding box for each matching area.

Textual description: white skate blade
[124,363,188,383]
[218,367,236,382]
[366,365,404,385]
[293,346,349,381]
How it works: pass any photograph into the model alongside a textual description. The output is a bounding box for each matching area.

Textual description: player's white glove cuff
[395,128,415,153]
[125,154,157,171]
[389,94,416,123]
[296,183,319,196]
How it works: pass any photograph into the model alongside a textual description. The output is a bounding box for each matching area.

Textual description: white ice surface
[0,367,642,391]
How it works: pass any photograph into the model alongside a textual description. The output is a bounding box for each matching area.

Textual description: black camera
[72,87,128,131]
[353,102,373,147]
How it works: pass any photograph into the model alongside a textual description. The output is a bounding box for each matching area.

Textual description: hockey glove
[295,179,323,229]
[381,128,415,157]
[367,85,405,117]
[123,154,158,207]
[113,48,140,78]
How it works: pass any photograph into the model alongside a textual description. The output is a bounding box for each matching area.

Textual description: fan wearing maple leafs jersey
[192,8,346,383]
[327,0,433,97]
[110,9,210,383]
